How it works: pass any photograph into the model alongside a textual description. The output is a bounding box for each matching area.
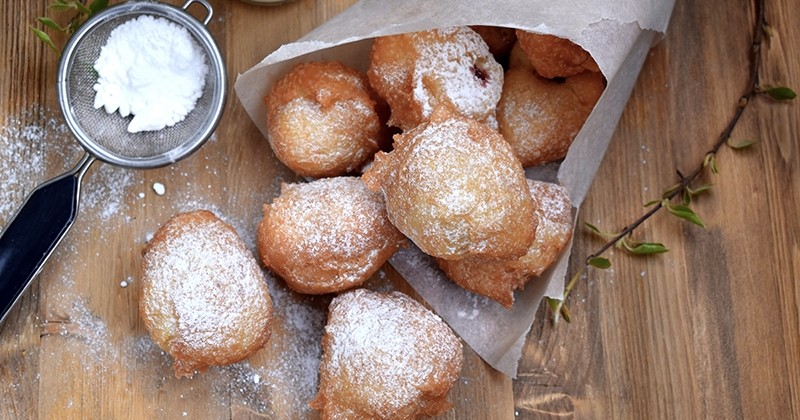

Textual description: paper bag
[235,0,676,377]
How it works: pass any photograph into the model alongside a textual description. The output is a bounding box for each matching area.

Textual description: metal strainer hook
[0,0,227,326]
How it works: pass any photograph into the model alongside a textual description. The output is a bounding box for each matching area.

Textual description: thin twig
[585,0,766,263]
[552,0,773,321]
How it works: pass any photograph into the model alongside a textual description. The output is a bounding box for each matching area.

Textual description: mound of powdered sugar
[93,15,208,133]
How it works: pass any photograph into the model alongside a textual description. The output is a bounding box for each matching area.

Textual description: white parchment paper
[235,0,675,377]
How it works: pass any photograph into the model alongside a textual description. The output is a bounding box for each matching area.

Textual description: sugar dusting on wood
[0,107,330,415]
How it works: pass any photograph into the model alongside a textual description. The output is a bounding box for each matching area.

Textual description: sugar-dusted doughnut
[363,106,535,260]
[368,26,504,131]
[265,61,383,178]
[309,289,463,419]
[257,177,405,294]
[140,210,273,377]
[437,180,573,308]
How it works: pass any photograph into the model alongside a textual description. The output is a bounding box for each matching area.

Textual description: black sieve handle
[0,154,94,327]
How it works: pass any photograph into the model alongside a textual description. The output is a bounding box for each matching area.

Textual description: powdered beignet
[257,177,405,294]
[140,210,273,377]
[310,289,463,419]
[363,106,535,260]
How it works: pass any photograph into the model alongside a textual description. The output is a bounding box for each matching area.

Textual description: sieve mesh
[58,2,225,169]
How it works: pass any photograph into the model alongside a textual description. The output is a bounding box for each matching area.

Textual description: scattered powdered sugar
[0,107,328,414]
[41,275,119,369]
[0,108,139,228]
[0,109,77,224]
[93,15,208,133]
[203,282,326,417]
[82,165,136,223]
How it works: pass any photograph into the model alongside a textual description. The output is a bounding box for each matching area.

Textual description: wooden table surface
[1,0,798,418]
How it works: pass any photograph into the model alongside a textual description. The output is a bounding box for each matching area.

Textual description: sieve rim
[56,0,227,170]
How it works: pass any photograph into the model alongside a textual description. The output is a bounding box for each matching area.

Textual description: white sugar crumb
[152,182,166,196]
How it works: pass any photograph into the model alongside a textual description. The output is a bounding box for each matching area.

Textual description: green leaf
[584,222,617,240]
[643,199,662,207]
[584,221,603,235]
[74,1,92,15]
[49,1,76,12]
[662,182,682,199]
[588,256,611,269]
[726,138,758,149]
[687,184,713,196]
[89,0,109,14]
[764,86,797,101]
[37,17,64,32]
[763,23,775,40]
[546,297,572,324]
[30,27,57,52]
[703,153,719,174]
[627,242,669,255]
[666,203,706,228]
[559,303,571,323]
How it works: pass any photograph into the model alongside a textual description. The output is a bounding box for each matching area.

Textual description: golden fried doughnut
[497,68,604,167]
[309,289,463,419]
[140,210,273,377]
[470,25,517,62]
[265,61,383,178]
[362,106,535,260]
[437,180,573,308]
[368,26,504,131]
[257,177,405,294]
[515,30,600,79]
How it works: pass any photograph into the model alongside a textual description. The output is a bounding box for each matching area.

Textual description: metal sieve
[0,0,226,326]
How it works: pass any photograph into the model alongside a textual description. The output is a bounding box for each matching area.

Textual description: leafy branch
[30,0,109,52]
[548,0,796,323]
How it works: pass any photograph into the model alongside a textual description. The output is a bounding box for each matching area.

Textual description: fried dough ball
[497,68,605,167]
[470,25,517,62]
[363,106,535,260]
[368,26,504,131]
[257,177,405,294]
[309,289,463,419]
[265,61,382,178]
[437,180,573,308]
[515,30,600,79]
[140,210,273,377]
